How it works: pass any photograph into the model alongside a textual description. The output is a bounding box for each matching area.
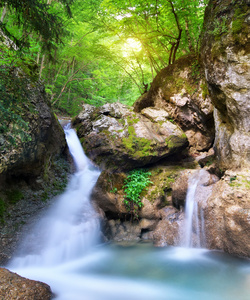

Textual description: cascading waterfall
[9,123,101,268]
[183,169,208,248]
[6,125,250,300]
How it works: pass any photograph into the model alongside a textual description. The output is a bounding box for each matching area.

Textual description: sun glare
[123,38,142,56]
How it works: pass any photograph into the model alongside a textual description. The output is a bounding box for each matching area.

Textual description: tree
[0,0,74,53]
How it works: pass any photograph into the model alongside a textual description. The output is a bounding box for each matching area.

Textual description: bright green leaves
[0,0,75,53]
[123,169,152,219]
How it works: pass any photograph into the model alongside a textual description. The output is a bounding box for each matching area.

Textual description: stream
[7,124,250,300]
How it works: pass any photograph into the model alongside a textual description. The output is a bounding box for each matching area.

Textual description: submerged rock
[200,0,250,170]
[133,54,215,153]
[73,103,188,171]
[0,268,52,299]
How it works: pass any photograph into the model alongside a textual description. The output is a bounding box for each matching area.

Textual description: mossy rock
[74,103,188,171]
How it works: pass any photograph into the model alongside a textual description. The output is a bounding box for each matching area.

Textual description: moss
[165,134,187,151]
[6,190,24,204]
[201,82,209,99]
[41,190,49,202]
[122,126,155,158]
[127,116,139,125]
[232,19,243,34]
[147,167,182,203]
[0,198,6,220]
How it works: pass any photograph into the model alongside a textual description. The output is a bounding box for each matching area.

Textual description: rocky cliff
[200,0,250,170]
[0,65,69,264]
[134,54,215,153]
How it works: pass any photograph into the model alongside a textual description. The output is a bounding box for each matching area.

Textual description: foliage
[0,46,36,149]
[0,0,74,54]
[123,169,152,218]
[0,0,209,117]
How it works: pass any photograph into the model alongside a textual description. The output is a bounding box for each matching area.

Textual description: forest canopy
[0,0,208,116]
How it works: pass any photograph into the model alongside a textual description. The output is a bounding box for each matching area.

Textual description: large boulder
[73,103,188,171]
[0,268,52,299]
[203,170,250,258]
[133,54,215,152]
[200,0,250,170]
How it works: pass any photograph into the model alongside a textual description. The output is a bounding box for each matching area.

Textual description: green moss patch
[6,190,24,204]
[122,125,156,158]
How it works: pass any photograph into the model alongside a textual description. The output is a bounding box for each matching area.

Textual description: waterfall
[6,126,250,300]
[9,123,101,268]
[183,169,208,248]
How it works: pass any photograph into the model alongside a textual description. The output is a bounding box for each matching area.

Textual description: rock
[91,165,194,242]
[141,107,169,122]
[91,170,161,220]
[172,169,220,211]
[73,102,188,171]
[91,171,128,217]
[133,54,215,152]
[203,170,250,257]
[106,220,142,242]
[0,66,69,264]
[171,170,193,209]
[0,68,66,178]
[153,207,184,247]
[200,0,250,170]
[0,268,52,299]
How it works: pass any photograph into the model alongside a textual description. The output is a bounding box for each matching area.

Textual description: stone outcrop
[0,268,52,299]
[73,103,188,171]
[204,170,250,257]
[0,71,66,178]
[200,0,250,170]
[133,54,215,153]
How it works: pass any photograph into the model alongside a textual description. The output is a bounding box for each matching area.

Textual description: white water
[183,170,207,248]
[9,124,101,268]
[7,126,250,300]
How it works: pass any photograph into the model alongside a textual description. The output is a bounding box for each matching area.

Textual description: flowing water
[183,170,208,248]
[7,125,250,300]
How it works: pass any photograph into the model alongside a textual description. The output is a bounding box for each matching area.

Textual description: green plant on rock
[210,17,228,36]
[123,169,152,219]
[6,189,24,204]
